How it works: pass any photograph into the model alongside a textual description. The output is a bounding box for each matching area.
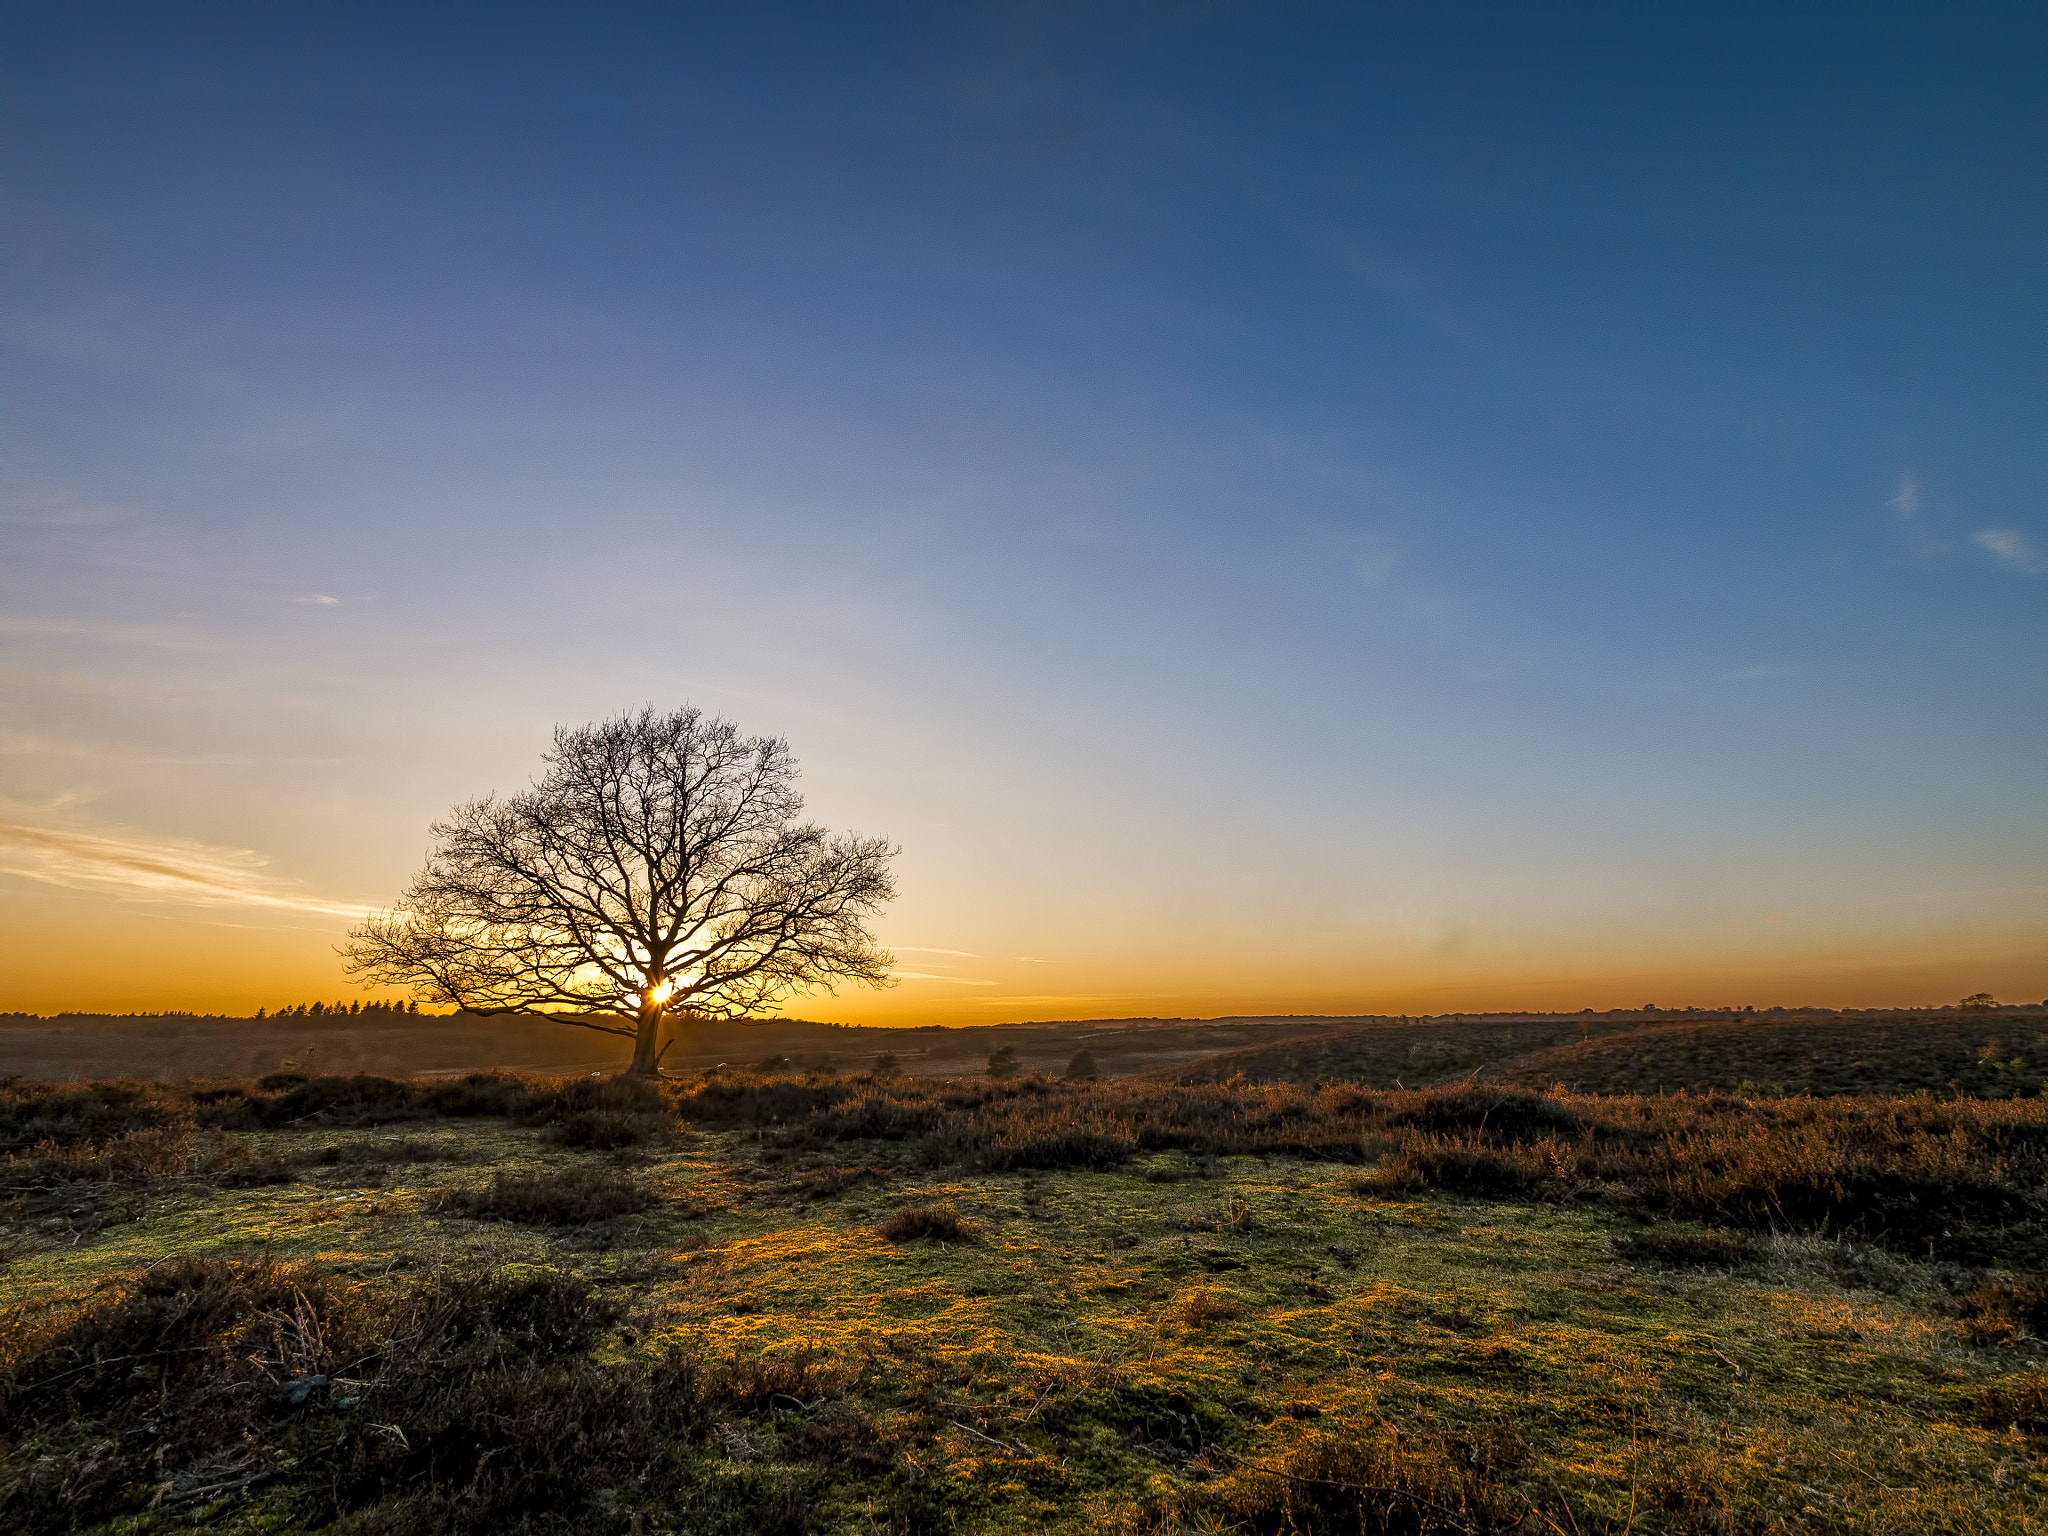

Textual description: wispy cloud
[0,487,130,527]
[1888,473,1920,519]
[893,969,997,986]
[294,594,342,606]
[0,614,218,651]
[0,822,364,919]
[890,945,979,956]
[1975,528,2045,574]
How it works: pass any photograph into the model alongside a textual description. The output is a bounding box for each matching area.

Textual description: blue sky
[2,3,2043,1015]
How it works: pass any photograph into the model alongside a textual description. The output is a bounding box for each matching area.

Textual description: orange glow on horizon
[2,882,2042,1022]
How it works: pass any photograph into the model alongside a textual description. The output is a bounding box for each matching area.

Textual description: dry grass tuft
[1185,1425,1530,1535]
[878,1202,974,1243]
[1978,1372,2048,1435]
[1171,1287,1242,1325]
[1957,1279,2048,1345]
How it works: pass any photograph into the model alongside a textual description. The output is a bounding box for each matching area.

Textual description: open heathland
[3,1067,2046,1534]
[10,1006,2042,1094]
[1167,1009,2048,1100]
[0,1011,1350,1083]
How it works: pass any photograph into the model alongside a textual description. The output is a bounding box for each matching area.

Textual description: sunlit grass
[3,1075,2046,1532]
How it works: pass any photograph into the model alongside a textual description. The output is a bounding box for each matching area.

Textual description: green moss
[6,1120,2047,1533]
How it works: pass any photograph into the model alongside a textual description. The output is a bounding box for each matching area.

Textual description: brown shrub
[1642,1438,1742,1526]
[432,1165,651,1226]
[1361,1138,1546,1199]
[0,1079,180,1152]
[663,1070,2048,1259]
[1958,1280,2048,1345]
[1171,1288,1242,1325]
[200,1073,427,1129]
[795,1398,893,1470]
[0,1258,867,1535]
[1186,1426,1528,1535]
[420,1071,534,1117]
[879,1202,973,1243]
[520,1072,669,1125]
[0,1255,339,1434]
[12,1068,2048,1261]
[793,1164,891,1200]
[0,1126,298,1227]
[1388,1088,1580,1143]
[1978,1372,2048,1434]
[706,1343,857,1413]
[547,1109,656,1149]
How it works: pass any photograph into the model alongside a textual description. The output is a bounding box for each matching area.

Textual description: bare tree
[342,706,897,1075]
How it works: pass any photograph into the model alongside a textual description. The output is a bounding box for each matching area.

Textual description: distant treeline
[0,1003,426,1023]
[257,1000,419,1019]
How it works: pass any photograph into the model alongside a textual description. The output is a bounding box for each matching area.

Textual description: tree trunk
[627,1002,665,1076]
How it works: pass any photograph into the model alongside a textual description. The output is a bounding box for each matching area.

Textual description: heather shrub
[202,1073,426,1129]
[548,1109,655,1149]
[0,1079,179,1151]
[792,1164,890,1200]
[0,1259,863,1535]
[433,1165,651,1226]
[422,1071,533,1117]
[1358,1137,1546,1199]
[521,1072,668,1124]
[1181,1424,1529,1535]
[10,1066,2048,1260]
[1388,1087,1580,1142]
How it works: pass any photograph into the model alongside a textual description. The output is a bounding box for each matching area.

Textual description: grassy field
[15,1007,2041,1092]
[0,1011,1353,1083]
[1170,1010,2048,1099]
[4,1069,2046,1534]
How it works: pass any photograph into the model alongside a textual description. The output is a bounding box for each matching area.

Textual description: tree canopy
[343,706,897,1074]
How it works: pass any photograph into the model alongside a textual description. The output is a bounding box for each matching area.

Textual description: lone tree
[342,706,897,1075]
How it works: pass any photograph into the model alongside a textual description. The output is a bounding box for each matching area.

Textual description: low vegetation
[3,1058,2045,1532]
[1180,1009,2048,1099]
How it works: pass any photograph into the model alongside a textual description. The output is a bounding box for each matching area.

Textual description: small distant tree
[1062,1049,1099,1082]
[873,1052,901,1075]
[1960,992,1998,1013]
[987,1045,1020,1079]
[343,706,898,1076]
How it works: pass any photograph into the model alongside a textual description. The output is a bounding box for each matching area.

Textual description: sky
[1,2,2044,1021]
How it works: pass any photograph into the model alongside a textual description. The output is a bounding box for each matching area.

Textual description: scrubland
[0,1012,1348,1083]
[4,1066,2046,1534]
